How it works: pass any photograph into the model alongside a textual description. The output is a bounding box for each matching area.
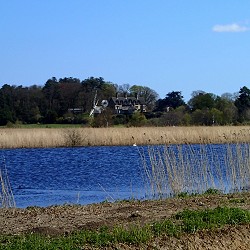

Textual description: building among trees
[108,93,146,114]
[0,75,249,127]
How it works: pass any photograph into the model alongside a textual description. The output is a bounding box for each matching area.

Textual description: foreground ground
[1,192,250,249]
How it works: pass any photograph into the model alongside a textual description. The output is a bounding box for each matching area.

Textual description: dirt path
[1,192,250,249]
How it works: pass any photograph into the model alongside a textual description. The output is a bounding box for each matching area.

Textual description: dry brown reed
[1,126,250,149]
[0,159,16,208]
[139,143,250,198]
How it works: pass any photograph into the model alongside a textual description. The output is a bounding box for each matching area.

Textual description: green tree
[129,112,147,127]
[165,91,186,109]
[13,85,43,123]
[0,84,17,124]
[188,92,216,111]
[155,91,185,111]
[210,108,223,125]
[58,77,82,114]
[215,95,238,124]
[190,109,204,125]
[43,110,58,124]
[42,77,60,116]
[157,106,188,126]
[235,86,250,122]
[0,108,15,125]
[81,77,106,113]
[99,82,117,101]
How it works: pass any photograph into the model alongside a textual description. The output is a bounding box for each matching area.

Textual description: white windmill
[89,91,109,117]
[101,99,109,108]
[89,90,99,117]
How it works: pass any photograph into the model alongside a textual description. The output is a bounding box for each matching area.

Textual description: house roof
[110,96,146,105]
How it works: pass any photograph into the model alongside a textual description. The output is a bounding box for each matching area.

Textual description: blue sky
[1,1,250,100]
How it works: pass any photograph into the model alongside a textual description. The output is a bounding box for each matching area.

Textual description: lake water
[1,146,145,208]
[1,144,250,208]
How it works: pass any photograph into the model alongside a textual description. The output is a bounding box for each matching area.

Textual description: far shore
[1,126,250,149]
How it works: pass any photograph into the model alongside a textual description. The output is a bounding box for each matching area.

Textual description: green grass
[203,188,222,195]
[229,198,246,204]
[176,188,220,199]
[1,206,250,249]
[175,206,250,233]
[2,123,83,129]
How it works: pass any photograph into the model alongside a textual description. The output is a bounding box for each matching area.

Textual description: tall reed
[139,143,250,199]
[0,158,16,208]
[1,126,250,148]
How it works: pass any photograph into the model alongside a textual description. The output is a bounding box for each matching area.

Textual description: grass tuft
[203,188,222,195]
[175,206,250,233]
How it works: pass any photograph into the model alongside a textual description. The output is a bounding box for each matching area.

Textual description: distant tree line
[0,76,250,127]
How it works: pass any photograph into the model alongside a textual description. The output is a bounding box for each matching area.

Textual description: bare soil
[1,192,250,249]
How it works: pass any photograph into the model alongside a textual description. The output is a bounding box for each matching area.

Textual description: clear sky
[1,0,250,100]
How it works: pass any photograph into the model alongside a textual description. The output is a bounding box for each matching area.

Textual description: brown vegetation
[0,160,16,208]
[1,192,250,249]
[140,142,250,199]
[1,126,250,149]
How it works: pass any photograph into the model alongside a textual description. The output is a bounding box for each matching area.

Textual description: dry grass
[0,159,16,208]
[139,143,250,199]
[1,126,250,148]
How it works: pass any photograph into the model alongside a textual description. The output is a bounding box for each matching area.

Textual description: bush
[63,129,87,147]
[129,112,147,127]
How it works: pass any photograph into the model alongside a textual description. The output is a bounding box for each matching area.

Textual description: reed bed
[139,143,250,199]
[1,126,250,148]
[0,159,15,208]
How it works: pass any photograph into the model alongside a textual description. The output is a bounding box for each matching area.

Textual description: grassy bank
[1,126,250,148]
[1,206,250,249]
